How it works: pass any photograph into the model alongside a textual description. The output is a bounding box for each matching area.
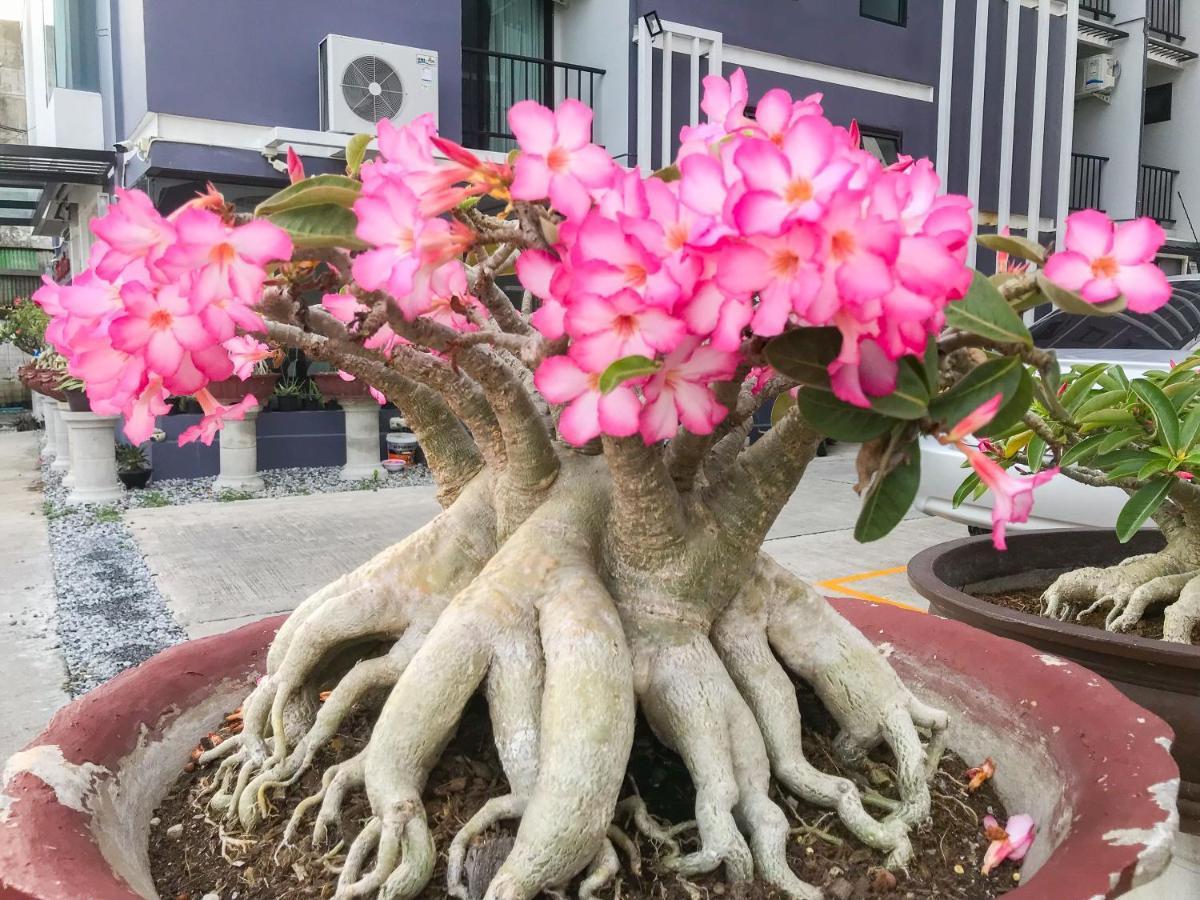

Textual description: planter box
[0,601,1180,899]
[908,529,1200,832]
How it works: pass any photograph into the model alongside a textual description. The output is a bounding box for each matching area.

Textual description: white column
[636,15,653,172]
[60,410,123,506]
[936,0,958,180]
[340,399,385,482]
[214,408,264,494]
[51,401,71,474]
[31,393,45,422]
[1026,0,1053,241]
[40,395,56,460]
[966,0,990,267]
[997,0,1022,235]
[1055,0,1081,249]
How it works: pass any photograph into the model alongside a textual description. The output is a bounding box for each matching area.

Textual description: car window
[1030,280,1200,350]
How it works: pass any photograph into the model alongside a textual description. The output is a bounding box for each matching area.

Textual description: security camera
[113,140,134,153]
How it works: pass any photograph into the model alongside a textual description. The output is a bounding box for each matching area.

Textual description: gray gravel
[42,463,434,695]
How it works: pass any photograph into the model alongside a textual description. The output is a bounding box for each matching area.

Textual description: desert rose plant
[33,70,1169,898]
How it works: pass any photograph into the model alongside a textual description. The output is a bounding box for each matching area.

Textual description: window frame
[858,126,904,166]
[1144,82,1173,125]
[860,0,908,28]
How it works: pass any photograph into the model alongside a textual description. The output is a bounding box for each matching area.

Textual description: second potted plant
[116,443,153,489]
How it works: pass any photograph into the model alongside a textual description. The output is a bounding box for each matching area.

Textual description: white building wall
[553,0,631,160]
[20,0,104,150]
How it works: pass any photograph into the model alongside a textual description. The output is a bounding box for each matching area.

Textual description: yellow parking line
[816,566,926,613]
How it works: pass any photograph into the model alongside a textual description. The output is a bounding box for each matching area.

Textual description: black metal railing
[1148,0,1184,42]
[1080,0,1114,20]
[1138,163,1179,223]
[1069,153,1107,211]
[461,48,604,152]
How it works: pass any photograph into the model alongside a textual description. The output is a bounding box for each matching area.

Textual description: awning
[0,144,116,227]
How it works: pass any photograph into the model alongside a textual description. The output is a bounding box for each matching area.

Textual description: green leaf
[798,388,893,441]
[763,328,842,389]
[1138,459,1172,480]
[1061,363,1111,413]
[598,355,661,394]
[266,204,367,250]
[1105,453,1161,479]
[1131,378,1181,454]
[770,392,795,427]
[345,133,372,177]
[1097,428,1144,455]
[1106,364,1130,392]
[1165,380,1200,411]
[944,271,1033,346]
[1036,273,1127,316]
[1026,435,1047,474]
[1116,478,1174,543]
[255,174,363,217]
[952,472,981,509]
[1074,389,1128,419]
[1181,401,1200,450]
[652,164,681,182]
[928,356,1024,430]
[1058,434,1107,468]
[975,233,1048,266]
[978,367,1034,438]
[855,439,921,543]
[921,337,939,393]
[869,358,929,420]
[1080,408,1139,427]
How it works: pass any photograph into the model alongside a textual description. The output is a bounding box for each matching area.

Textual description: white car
[914,275,1200,533]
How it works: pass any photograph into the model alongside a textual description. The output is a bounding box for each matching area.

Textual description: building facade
[7,0,1197,281]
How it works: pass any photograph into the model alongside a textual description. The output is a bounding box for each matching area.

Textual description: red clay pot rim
[908,528,1200,669]
[0,601,1179,900]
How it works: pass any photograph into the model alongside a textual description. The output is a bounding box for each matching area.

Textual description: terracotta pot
[908,528,1200,833]
[206,373,279,406]
[0,603,1180,899]
[311,371,372,401]
[32,371,66,402]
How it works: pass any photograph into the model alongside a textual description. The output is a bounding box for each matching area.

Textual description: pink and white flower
[981,814,1035,875]
[639,339,740,443]
[962,446,1058,550]
[534,352,641,446]
[508,99,615,220]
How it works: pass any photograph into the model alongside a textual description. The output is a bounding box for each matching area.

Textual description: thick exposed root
[1042,545,1200,642]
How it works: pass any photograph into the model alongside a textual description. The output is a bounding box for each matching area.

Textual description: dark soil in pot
[65,388,91,411]
[118,468,152,489]
[150,685,1016,900]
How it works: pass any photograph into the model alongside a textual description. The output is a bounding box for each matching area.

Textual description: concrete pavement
[0,431,68,760]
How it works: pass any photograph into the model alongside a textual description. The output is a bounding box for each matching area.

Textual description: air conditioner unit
[319,35,439,134]
[1077,54,1117,96]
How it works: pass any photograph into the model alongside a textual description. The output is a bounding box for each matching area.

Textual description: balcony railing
[1069,153,1107,211]
[1080,0,1114,20]
[462,48,604,152]
[1148,0,1184,42]
[1138,163,1179,224]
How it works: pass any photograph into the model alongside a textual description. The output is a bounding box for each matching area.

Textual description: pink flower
[569,212,662,298]
[534,352,641,446]
[109,281,215,382]
[90,189,176,281]
[981,814,1035,875]
[161,209,293,308]
[1043,211,1170,312]
[962,446,1058,550]
[123,380,171,445]
[322,292,367,324]
[942,394,1002,444]
[224,335,275,380]
[286,146,305,184]
[718,227,822,335]
[639,339,739,443]
[731,118,855,234]
[567,289,686,370]
[179,389,259,446]
[508,99,615,220]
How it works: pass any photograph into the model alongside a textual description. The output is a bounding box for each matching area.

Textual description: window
[1145,83,1173,125]
[860,128,903,166]
[861,0,907,27]
[42,0,100,101]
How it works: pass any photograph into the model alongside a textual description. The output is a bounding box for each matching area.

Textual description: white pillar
[51,401,71,474]
[40,396,57,460]
[340,399,385,482]
[31,393,45,422]
[60,410,123,506]
[214,408,264,494]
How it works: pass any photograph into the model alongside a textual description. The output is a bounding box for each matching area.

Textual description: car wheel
[967,526,992,537]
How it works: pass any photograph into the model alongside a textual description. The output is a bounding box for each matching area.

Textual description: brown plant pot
[64,388,91,412]
[0,601,1180,899]
[311,371,372,401]
[33,371,66,403]
[206,374,279,407]
[908,528,1200,832]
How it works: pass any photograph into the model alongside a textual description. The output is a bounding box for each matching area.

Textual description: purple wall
[636,0,943,86]
[139,0,463,140]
